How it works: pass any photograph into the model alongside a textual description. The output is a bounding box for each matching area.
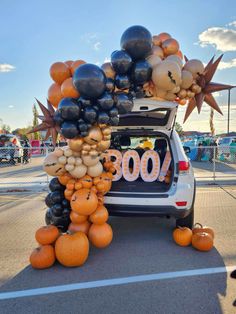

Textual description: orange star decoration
[184,55,235,122]
[28,99,60,145]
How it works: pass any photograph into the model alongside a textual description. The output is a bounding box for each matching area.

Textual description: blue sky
[0,0,236,133]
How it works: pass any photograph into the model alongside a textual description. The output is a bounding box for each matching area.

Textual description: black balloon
[106,78,115,92]
[51,203,63,217]
[131,60,152,84]
[45,193,54,208]
[108,106,119,117]
[77,119,89,132]
[115,75,131,90]
[53,110,64,126]
[61,199,70,209]
[58,98,81,120]
[97,92,114,110]
[49,213,70,232]
[98,112,110,124]
[45,208,53,225]
[111,50,132,74]
[50,191,64,204]
[78,97,93,108]
[81,131,89,137]
[115,93,134,114]
[61,121,79,139]
[49,178,64,192]
[83,107,97,123]
[109,116,119,126]
[73,64,106,99]
[120,25,152,60]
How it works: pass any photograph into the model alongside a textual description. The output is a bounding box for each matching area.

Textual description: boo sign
[106,149,171,183]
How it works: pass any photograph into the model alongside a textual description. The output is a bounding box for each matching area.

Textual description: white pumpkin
[43,153,65,176]
[87,162,103,177]
[69,164,87,179]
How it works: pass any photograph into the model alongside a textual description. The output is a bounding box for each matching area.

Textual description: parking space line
[0,265,235,300]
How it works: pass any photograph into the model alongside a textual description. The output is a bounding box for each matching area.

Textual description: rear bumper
[106,203,192,218]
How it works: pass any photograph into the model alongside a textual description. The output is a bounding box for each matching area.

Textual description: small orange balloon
[50,62,71,84]
[179,99,187,106]
[71,60,86,75]
[155,32,172,44]
[162,38,179,56]
[61,77,80,98]
[65,60,73,68]
[175,50,183,60]
[48,83,63,108]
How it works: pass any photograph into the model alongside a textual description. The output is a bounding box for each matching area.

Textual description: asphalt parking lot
[0,186,236,313]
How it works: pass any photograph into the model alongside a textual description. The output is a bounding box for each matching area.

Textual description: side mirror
[183,146,191,154]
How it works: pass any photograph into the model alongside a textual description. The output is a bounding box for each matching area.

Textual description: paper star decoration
[184,55,235,122]
[28,99,60,145]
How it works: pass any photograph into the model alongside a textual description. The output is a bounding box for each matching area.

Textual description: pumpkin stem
[193,223,203,229]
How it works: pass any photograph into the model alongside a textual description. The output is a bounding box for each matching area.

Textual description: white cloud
[227,21,236,27]
[217,58,236,69]
[104,57,111,63]
[198,26,236,52]
[93,42,101,51]
[0,63,15,72]
[8,105,14,108]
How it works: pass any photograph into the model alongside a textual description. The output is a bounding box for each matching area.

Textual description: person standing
[23,141,30,164]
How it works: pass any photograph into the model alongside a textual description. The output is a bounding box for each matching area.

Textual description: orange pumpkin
[192,223,215,239]
[192,232,213,252]
[55,232,89,267]
[35,225,59,245]
[71,188,98,215]
[50,62,71,84]
[61,77,80,98]
[64,189,74,200]
[74,181,83,190]
[173,226,192,246]
[68,221,91,235]
[88,223,113,248]
[89,205,109,225]
[93,172,112,195]
[70,60,86,75]
[58,172,72,186]
[66,179,76,191]
[30,245,55,269]
[48,83,63,108]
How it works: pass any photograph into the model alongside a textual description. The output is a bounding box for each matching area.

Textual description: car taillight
[176,201,187,207]
[178,161,190,172]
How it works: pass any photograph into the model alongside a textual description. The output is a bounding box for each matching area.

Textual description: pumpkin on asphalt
[89,205,109,225]
[68,221,91,235]
[88,223,113,248]
[55,232,89,267]
[192,232,213,252]
[70,188,98,215]
[173,226,192,247]
[30,245,56,269]
[192,223,215,239]
[35,225,59,245]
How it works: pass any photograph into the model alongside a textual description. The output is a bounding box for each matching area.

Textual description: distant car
[0,134,23,163]
[218,136,236,157]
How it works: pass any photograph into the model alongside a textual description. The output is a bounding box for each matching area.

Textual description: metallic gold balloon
[162,39,179,56]
[178,89,187,99]
[68,138,84,152]
[153,33,171,46]
[101,62,116,79]
[84,127,103,145]
[175,50,183,60]
[97,140,111,151]
[180,70,194,89]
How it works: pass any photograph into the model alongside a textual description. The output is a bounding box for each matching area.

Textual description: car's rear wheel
[176,207,194,229]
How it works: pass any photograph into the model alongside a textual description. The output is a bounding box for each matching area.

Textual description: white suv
[105,99,196,228]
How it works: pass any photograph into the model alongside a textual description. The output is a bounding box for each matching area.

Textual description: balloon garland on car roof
[29,25,234,269]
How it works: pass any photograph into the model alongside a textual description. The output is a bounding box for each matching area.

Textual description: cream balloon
[151,46,164,59]
[165,92,177,101]
[82,155,100,167]
[75,157,82,166]
[64,148,73,157]
[65,164,75,172]
[180,70,194,89]
[146,55,162,68]
[87,162,103,177]
[152,60,182,91]
[67,156,76,165]
[43,153,66,176]
[54,148,64,157]
[166,55,183,68]
[69,164,87,179]
[183,59,204,79]
[58,156,67,165]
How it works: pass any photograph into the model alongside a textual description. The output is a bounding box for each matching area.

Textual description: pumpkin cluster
[173,223,215,252]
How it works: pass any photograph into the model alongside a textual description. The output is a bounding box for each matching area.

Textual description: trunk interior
[109,131,174,194]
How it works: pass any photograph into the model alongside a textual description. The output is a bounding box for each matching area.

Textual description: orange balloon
[179,99,187,106]
[71,60,86,75]
[61,77,80,98]
[48,83,63,108]
[175,50,183,60]
[49,62,71,84]
[162,38,179,56]
[65,60,73,68]
[155,32,172,45]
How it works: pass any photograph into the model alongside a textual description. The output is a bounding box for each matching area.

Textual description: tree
[175,122,183,136]
[32,104,41,140]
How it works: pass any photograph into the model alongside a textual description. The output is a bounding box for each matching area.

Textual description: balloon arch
[29,25,234,269]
